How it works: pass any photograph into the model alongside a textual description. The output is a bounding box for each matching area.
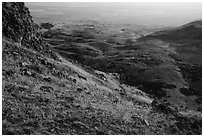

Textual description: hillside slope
[2,2,202,135]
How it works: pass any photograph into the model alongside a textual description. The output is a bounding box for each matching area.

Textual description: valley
[40,19,202,113]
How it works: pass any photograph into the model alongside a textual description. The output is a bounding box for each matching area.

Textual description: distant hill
[142,20,202,42]
[138,20,202,112]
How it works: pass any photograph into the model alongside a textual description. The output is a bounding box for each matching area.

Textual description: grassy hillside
[2,2,202,135]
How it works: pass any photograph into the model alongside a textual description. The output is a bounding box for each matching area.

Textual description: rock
[43,77,52,82]
[39,86,54,93]
[21,62,28,67]
[26,71,32,76]
[77,87,83,92]
[13,52,18,56]
[73,103,81,108]
[73,79,77,83]
[78,75,87,80]
[144,119,149,126]
[72,121,89,129]
[85,90,91,94]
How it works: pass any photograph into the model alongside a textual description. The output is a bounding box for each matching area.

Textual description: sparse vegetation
[2,2,202,135]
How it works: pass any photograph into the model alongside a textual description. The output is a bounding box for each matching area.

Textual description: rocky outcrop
[2,2,58,60]
[2,2,34,42]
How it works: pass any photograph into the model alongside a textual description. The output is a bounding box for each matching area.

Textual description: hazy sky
[26,2,202,26]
